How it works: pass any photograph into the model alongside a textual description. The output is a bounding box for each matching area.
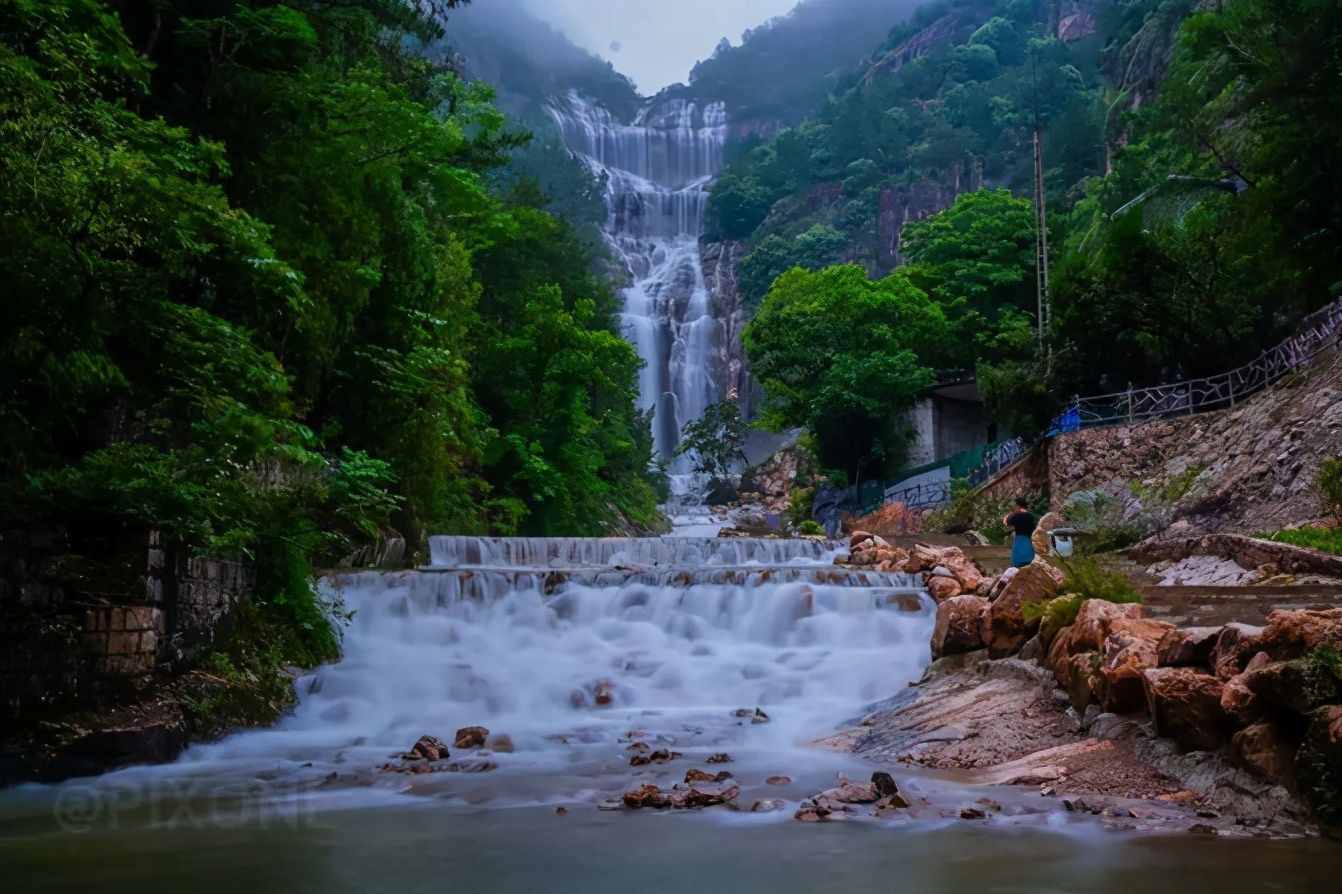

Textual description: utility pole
[1033,126,1050,355]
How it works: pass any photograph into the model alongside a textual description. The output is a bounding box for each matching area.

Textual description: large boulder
[1295,705,1342,827]
[1211,623,1264,680]
[1255,609,1342,662]
[1064,651,1105,712]
[1242,658,1342,717]
[454,726,489,749]
[1220,652,1271,724]
[1231,722,1299,787]
[1070,599,1147,654]
[937,547,985,592]
[1031,512,1065,557]
[925,575,963,603]
[1100,619,1173,714]
[932,596,989,659]
[1157,626,1222,668]
[980,562,1057,658]
[1047,623,1078,687]
[1142,668,1231,752]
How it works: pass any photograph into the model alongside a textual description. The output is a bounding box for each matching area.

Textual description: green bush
[1318,457,1342,519]
[1264,526,1342,556]
[787,486,816,528]
[1062,491,1147,553]
[1022,556,1142,648]
[797,520,825,536]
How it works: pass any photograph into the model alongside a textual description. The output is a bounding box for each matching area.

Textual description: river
[1,535,1338,890]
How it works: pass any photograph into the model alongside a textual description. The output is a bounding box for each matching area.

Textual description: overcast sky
[525,0,803,94]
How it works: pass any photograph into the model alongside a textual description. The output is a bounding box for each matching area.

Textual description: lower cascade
[177,536,932,786]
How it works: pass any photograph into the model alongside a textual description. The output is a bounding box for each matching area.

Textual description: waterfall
[548,91,728,475]
[174,536,932,780]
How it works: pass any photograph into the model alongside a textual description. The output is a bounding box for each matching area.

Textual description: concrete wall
[934,396,988,460]
[904,399,938,467]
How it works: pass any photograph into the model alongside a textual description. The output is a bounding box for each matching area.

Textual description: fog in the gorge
[525,0,801,92]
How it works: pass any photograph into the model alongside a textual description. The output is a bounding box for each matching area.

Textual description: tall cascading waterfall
[548,91,728,495]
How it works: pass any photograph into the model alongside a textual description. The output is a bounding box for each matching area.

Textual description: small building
[903,377,999,468]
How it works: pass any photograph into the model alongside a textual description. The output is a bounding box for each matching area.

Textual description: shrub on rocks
[1295,705,1342,827]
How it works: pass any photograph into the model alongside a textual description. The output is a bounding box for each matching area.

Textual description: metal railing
[866,295,1342,512]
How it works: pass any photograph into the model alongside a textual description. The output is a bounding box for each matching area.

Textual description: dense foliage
[728,0,1342,475]
[0,0,665,659]
[674,402,749,483]
[743,265,949,480]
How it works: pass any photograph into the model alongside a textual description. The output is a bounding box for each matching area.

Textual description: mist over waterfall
[548,91,729,470]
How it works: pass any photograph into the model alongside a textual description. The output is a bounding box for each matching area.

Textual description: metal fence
[863,295,1342,513]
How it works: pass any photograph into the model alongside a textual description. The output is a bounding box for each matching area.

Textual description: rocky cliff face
[877,166,984,269]
[1047,346,1342,536]
[700,239,761,419]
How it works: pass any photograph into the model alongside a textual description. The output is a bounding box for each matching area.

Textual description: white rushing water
[166,537,933,792]
[548,91,728,471]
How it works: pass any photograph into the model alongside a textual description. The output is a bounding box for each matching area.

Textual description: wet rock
[751,799,786,813]
[794,801,833,822]
[1142,668,1231,751]
[594,680,615,706]
[814,782,880,805]
[766,775,792,785]
[445,759,497,773]
[488,734,514,754]
[959,807,987,820]
[925,575,963,603]
[871,771,900,799]
[409,735,449,761]
[554,806,568,816]
[733,707,770,724]
[874,793,909,810]
[454,726,489,749]
[626,741,651,754]
[623,783,671,809]
[931,596,989,659]
[705,752,732,764]
[669,781,740,809]
[684,768,734,783]
[939,547,986,592]
[1294,705,1342,826]
[850,531,874,550]
[1157,626,1223,668]
[886,593,925,613]
[981,562,1057,658]
[1211,623,1265,680]
[629,748,681,766]
[1231,722,1299,786]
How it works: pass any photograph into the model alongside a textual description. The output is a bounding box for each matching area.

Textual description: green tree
[743,265,949,480]
[738,224,847,309]
[674,402,749,482]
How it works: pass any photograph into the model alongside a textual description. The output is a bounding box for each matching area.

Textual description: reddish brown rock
[1070,599,1147,654]
[1142,668,1231,752]
[453,727,488,749]
[1242,657,1342,716]
[1211,623,1264,680]
[623,783,670,809]
[1047,624,1077,687]
[932,595,988,659]
[1255,609,1342,662]
[1220,652,1271,724]
[705,752,732,764]
[669,782,740,809]
[980,562,1056,658]
[766,775,792,785]
[684,768,734,784]
[1064,652,1105,712]
[409,735,448,761]
[1101,620,1173,714]
[1157,626,1223,668]
[1031,512,1065,557]
[849,531,875,550]
[937,547,985,592]
[926,575,964,603]
[488,734,514,753]
[629,748,681,766]
[1231,722,1298,786]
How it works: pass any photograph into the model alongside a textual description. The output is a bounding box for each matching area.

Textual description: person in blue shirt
[1003,497,1038,568]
